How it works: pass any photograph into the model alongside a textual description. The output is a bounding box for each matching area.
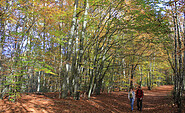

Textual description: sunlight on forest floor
[0,85,184,113]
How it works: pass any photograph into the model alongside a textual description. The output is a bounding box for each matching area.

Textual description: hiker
[128,87,135,111]
[136,86,144,111]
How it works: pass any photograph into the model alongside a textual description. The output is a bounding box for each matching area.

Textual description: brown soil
[0,85,184,113]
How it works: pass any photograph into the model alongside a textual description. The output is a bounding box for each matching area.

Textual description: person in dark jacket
[136,86,144,111]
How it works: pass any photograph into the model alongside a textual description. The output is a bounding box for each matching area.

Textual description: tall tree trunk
[148,60,152,90]
[59,44,62,98]
[183,9,185,91]
[88,68,94,99]
[152,53,155,87]
[37,72,41,92]
[58,0,64,98]
[61,64,69,98]
[122,59,126,87]
[139,65,143,86]
[72,0,80,100]
[176,10,183,112]
[172,2,178,105]
[87,46,94,98]
[130,64,138,88]
[130,64,134,88]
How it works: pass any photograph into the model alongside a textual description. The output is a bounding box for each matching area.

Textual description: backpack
[130,92,133,99]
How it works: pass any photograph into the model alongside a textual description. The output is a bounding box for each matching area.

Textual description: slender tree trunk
[130,64,138,88]
[130,64,134,88]
[87,39,96,98]
[88,68,93,99]
[37,72,41,92]
[172,3,178,104]
[176,10,183,112]
[121,58,126,89]
[152,53,155,87]
[61,64,69,98]
[139,65,143,86]
[96,78,102,95]
[59,44,62,98]
[73,0,80,100]
[148,60,152,90]
[183,9,185,91]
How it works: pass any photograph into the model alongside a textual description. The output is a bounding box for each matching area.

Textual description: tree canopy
[0,0,184,111]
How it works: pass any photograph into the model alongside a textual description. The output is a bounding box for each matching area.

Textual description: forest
[0,0,184,112]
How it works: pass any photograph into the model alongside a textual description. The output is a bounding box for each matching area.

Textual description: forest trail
[0,85,184,113]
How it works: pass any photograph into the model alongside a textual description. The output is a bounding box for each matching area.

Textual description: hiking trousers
[130,98,134,111]
[137,98,142,111]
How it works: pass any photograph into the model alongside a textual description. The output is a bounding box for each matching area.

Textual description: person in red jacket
[136,86,144,111]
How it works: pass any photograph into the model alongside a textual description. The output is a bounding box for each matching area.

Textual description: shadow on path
[0,85,184,113]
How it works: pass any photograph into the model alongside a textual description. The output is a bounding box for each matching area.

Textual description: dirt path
[0,85,184,113]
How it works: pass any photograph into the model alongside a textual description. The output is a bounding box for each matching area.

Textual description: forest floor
[0,85,184,113]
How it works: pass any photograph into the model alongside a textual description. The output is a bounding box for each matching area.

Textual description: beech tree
[0,0,179,105]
